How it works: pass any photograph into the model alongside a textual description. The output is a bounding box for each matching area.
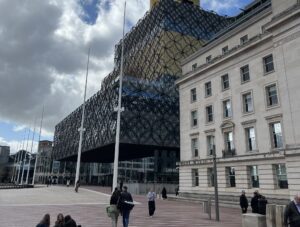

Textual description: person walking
[284,193,300,227]
[107,187,121,227]
[147,189,156,217]
[240,190,248,213]
[162,187,167,199]
[53,213,64,227]
[118,186,134,227]
[75,180,80,193]
[36,213,50,227]
[251,190,260,213]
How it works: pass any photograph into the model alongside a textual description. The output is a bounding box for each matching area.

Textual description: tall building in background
[0,146,10,182]
[52,0,230,186]
[178,0,300,203]
[35,140,53,184]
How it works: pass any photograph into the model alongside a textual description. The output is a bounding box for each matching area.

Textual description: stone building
[177,0,300,203]
[35,140,53,184]
[0,146,10,182]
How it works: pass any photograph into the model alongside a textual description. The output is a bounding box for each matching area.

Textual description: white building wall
[177,0,300,202]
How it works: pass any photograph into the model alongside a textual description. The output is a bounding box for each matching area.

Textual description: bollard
[203,198,212,220]
[266,204,276,227]
[275,205,285,227]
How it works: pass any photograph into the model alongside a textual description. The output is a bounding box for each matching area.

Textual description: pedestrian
[64,215,77,227]
[162,187,167,199]
[54,213,64,227]
[147,188,156,217]
[75,180,80,193]
[120,180,123,191]
[67,179,70,187]
[284,193,300,227]
[258,195,268,215]
[118,186,134,227]
[107,187,121,227]
[251,190,260,213]
[240,190,248,213]
[36,213,50,227]
[175,186,179,196]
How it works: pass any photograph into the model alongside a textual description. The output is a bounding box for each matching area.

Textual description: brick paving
[0,185,242,227]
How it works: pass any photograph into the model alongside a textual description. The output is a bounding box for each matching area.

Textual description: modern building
[52,0,230,185]
[0,146,10,182]
[35,140,53,184]
[177,0,300,203]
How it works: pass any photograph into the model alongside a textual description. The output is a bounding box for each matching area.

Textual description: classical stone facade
[177,0,300,203]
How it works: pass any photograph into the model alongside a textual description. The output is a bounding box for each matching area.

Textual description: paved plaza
[0,186,242,227]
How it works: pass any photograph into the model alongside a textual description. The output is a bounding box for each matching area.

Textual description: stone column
[266,204,276,227]
[275,205,285,227]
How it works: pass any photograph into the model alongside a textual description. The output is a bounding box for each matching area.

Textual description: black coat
[284,201,300,227]
[118,191,134,211]
[251,195,260,213]
[240,194,248,209]
[110,190,121,205]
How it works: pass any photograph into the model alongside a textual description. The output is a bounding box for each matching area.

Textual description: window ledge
[241,80,250,85]
[264,70,275,76]
[242,111,255,117]
[266,104,280,111]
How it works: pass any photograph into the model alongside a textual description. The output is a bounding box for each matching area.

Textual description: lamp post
[74,48,90,188]
[112,0,126,191]
[212,145,220,221]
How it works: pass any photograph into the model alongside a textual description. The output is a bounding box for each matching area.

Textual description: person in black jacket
[108,187,121,227]
[251,190,260,213]
[258,196,268,215]
[240,190,248,213]
[64,215,77,227]
[118,186,134,227]
[284,193,300,227]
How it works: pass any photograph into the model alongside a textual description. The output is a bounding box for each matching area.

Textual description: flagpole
[21,127,31,185]
[75,47,91,189]
[26,118,36,184]
[17,129,27,184]
[112,0,126,191]
[32,106,44,185]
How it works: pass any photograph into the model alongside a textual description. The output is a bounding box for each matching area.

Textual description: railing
[222,149,236,158]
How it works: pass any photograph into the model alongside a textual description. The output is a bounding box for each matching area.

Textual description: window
[270,122,283,148]
[274,164,288,189]
[240,35,248,45]
[207,135,215,156]
[206,105,213,123]
[207,168,215,187]
[192,63,197,71]
[245,127,256,151]
[206,55,212,63]
[240,65,250,83]
[224,131,234,151]
[191,88,197,102]
[191,110,198,127]
[191,138,199,157]
[263,54,274,73]
[205,81,212,97]
[221,74,230,90]
[223,99,232,118]
[266,84,278,107]
[222,46,228,54]
[226,167,236,187]
[192,169,199,187]
[249,165,259,188]
[243,92,253,113]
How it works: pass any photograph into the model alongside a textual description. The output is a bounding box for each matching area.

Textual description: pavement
[0,185,242,227]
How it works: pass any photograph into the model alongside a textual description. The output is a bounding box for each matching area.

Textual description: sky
[0,0,253,154]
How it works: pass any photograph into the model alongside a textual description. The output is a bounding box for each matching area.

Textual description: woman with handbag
[107,187,121,227]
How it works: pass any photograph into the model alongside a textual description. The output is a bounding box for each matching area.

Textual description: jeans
[122,210,130,227]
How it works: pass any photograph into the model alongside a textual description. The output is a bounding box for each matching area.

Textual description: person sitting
[36,213,50,227]
[64,215,77,227]
[54,213,64,227]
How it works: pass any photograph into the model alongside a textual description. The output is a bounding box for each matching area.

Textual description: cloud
[201,0,252,16]
[0,0,148,141]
